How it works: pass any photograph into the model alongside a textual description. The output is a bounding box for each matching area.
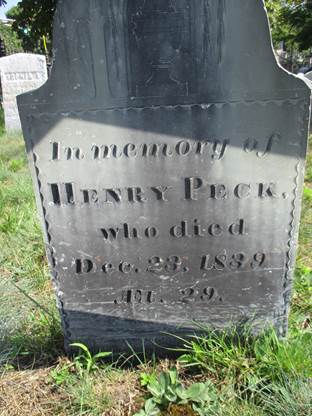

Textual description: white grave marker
[0,53,47,131]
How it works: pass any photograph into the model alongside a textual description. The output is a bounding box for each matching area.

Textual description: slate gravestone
[18,0,310,353]
[304,72,312,125]
[0,53,47,131]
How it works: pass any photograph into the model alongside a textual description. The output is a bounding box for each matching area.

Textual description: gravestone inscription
[0,53,47,131]
[18,0,310,353]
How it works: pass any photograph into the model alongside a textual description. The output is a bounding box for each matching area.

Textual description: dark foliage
[6,0,57,54]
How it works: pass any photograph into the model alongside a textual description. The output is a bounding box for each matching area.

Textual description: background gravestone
[0,53,47,131]
[299,72,312,125]
[305,72,312,83]
[18,0,310,353]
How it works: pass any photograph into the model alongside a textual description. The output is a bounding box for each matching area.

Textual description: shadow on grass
[0,282,65,370]
[0,318,64,370]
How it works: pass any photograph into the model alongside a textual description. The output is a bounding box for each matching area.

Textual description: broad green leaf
[70,343,92,359]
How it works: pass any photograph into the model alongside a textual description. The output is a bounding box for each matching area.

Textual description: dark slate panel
[17,0,310,353]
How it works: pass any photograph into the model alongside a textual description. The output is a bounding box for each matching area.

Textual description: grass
[0,131,311,415]
[0,132,63,369]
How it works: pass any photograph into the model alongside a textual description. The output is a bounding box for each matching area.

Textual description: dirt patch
[97,370,143,416]
[0,369,69,416]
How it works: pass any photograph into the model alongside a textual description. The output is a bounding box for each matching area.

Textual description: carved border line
[281,99,309,335]
[282,160,300,333]
[31,148,71,344]
[28,97,305,119]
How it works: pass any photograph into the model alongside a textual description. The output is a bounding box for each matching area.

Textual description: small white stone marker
[0,53,47,131]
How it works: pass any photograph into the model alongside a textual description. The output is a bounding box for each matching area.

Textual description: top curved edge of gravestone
[262,2,311,93]
[17,0,311,114]
[0,53,46,61]
[0,53,47,68]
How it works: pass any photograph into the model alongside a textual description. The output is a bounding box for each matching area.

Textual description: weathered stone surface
[305,71,312,83]
[18,0,310,353]
[0,53,47,131]
[301,72,312,125]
